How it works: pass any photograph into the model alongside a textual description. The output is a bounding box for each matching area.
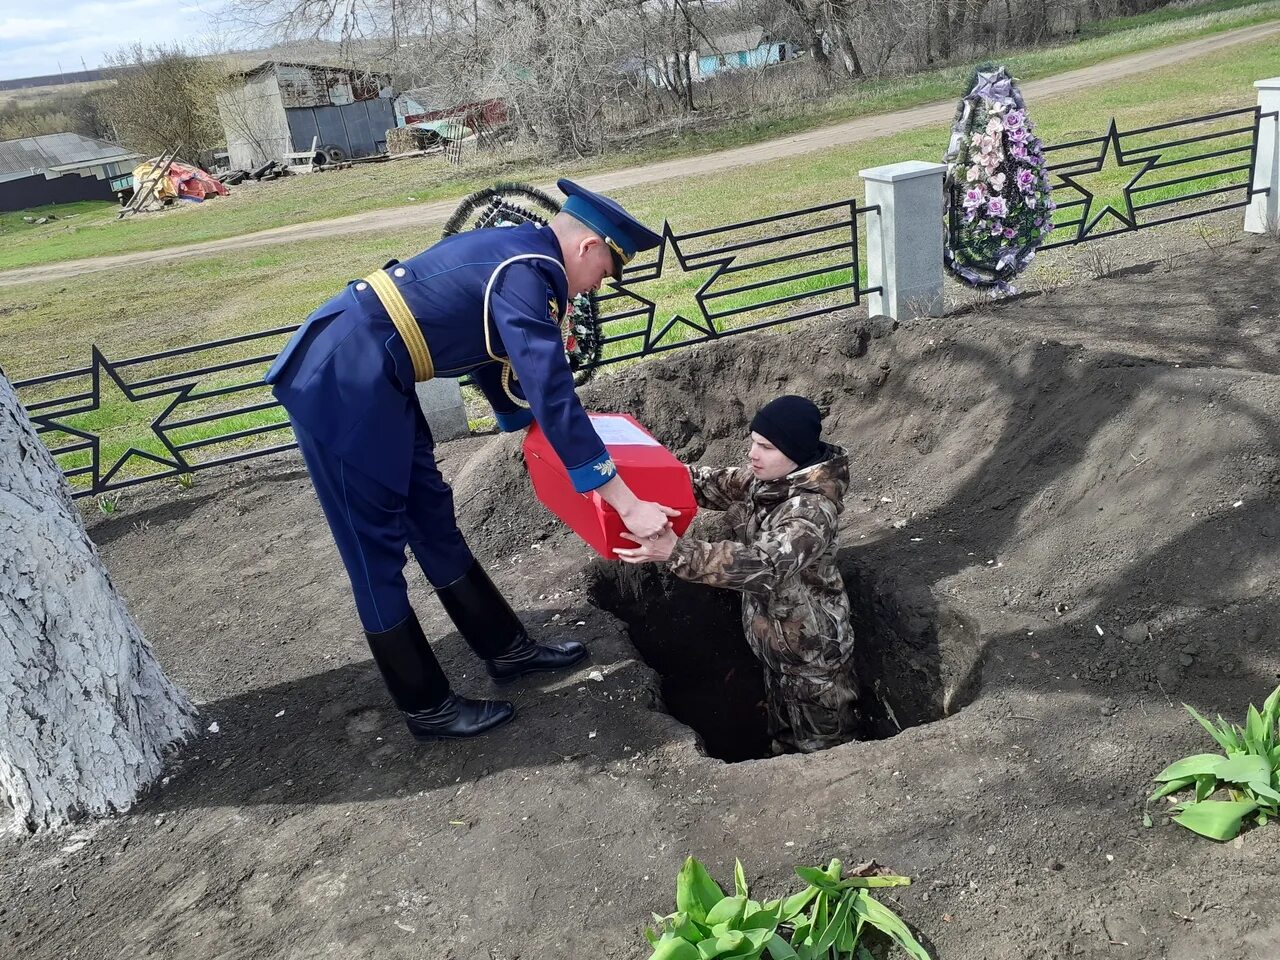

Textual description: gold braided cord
[365,269,434,382]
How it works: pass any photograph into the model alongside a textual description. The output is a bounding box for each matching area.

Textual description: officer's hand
[619,500,680,540]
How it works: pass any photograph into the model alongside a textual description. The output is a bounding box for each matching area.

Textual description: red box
[523,413,698,558]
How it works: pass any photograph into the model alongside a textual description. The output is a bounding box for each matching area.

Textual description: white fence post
[1245,78,1280,235]
[859,160,949,320]
[416,378,471,441]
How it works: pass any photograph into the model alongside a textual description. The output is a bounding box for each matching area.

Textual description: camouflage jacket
[668,448,854,679]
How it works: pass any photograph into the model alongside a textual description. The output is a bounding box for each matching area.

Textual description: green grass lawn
[0,0,1277,274]
[0,198,117,241]
[1075,0,1277,37]
[3,30,1277,494]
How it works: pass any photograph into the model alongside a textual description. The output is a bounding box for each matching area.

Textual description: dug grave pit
[585,552,984,761]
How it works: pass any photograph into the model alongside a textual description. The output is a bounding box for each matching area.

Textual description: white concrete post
[416,378,471,441]
[859,160,949,320]
[1245,78,1280,235]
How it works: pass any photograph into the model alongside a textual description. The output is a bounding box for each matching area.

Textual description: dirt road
[2,20,1276,288]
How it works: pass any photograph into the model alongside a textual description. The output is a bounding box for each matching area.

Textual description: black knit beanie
[750,395,824,468]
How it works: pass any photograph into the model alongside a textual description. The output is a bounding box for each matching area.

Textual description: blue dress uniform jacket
[266,222,614,496]
[265,222,615,634]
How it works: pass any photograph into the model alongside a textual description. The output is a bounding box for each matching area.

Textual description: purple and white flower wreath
[944,65,1055,293]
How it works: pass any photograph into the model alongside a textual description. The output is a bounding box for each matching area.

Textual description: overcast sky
[0,0,239,81]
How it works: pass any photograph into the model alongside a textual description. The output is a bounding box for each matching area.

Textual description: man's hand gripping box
[522,413,698,558]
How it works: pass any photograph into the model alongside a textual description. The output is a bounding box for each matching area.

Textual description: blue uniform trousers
[293,409,476,634]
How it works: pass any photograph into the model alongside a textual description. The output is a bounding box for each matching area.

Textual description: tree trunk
[828,12,865,78]
[936,0,953,62]
[679,4,697,113]
[778,0,840,77]
[0,373,196,833]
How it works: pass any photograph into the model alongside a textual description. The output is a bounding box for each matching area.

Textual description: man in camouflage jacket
[617,396,859,754]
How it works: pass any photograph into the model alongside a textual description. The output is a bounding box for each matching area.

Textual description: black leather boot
[436,560,588,685]
[402,694,515,741]
[365,612,514,740]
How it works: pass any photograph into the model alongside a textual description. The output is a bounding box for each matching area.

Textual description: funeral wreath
[943,65,1055,293]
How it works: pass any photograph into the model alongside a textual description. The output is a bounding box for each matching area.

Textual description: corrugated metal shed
[238,61,393,109]
[0,133,138,183]
[220,60,396,167]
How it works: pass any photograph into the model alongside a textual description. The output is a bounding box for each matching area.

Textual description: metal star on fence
[42,349,191,490]
[605,226,722,352]
[1055,120,1156,240]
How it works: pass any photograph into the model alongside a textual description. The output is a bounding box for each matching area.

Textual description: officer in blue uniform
[266,180,674,742]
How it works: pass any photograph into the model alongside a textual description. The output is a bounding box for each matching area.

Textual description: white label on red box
[589,414,661,447]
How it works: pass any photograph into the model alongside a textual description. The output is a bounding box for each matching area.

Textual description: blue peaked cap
[558,178,662,280]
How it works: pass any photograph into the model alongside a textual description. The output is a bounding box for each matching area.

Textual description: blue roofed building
[0,132,140,212]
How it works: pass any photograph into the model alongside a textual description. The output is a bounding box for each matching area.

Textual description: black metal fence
[594,197,880,363]
[14,327,300,498]
[1036,105,1276,249]
[15,197,879,498]
[20,105,1275,500]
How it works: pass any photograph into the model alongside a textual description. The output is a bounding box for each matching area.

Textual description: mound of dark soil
[3,239,1279,960]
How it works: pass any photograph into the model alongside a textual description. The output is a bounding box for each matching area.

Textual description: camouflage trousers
[762,666,861,754]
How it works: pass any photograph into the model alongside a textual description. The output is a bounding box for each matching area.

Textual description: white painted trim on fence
[859,161,948,320]
[1245,77,1280,235]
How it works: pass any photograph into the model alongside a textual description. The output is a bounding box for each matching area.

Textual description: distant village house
[641,26,796,88]
[0,132,139,213]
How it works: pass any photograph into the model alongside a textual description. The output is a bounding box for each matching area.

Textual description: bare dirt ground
[2,230,1278,959]
[1,20,1276,290]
